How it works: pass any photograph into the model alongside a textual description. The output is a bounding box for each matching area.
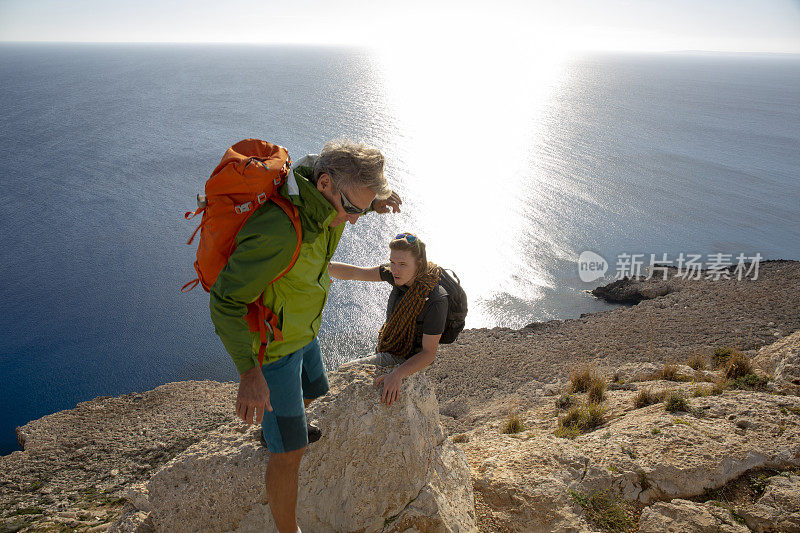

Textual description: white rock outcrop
[739,473,800,532]
[637,499,749,533]
[112,366,476,533]
[754,329,800,395]
[459,384,800,531]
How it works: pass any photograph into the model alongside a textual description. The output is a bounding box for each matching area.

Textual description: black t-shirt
[379,264,448,357]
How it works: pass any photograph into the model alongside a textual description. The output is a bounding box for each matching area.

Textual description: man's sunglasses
[395,233,418,244]
[333,178,370,215]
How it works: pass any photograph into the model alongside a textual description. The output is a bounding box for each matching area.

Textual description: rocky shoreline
[2,259,799,532]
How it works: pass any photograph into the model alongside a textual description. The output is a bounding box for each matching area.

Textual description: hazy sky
[1,0,799,53]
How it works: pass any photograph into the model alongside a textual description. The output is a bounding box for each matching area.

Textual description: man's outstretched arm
[371,191,402,214]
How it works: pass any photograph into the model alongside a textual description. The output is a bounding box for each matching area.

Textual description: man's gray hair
[313,139,392,200]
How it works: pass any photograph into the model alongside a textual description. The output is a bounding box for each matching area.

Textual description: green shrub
[728,373,769,391]
[665,392,690,413]
[554,424,581,439]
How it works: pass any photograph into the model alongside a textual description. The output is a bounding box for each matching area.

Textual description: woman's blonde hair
[389,233,428,281]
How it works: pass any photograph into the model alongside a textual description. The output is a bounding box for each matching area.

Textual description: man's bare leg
[266,446,306,533]
[262,398,315,532]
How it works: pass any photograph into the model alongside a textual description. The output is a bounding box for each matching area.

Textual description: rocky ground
[431,260,800,435]
[1,259,799,532]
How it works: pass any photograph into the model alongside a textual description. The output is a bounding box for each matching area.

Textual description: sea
[1,43,799,455]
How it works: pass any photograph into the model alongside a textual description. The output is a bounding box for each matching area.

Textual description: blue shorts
[260,338,329,454]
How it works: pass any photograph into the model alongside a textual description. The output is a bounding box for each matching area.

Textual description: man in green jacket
[210,140,400,533]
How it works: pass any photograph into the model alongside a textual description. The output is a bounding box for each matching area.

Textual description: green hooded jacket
[209,155,354,374]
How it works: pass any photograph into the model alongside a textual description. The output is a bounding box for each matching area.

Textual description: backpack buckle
[234,202,252,214]
[257,193,267,204]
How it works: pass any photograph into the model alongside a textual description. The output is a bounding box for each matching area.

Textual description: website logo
[578,251,609,282]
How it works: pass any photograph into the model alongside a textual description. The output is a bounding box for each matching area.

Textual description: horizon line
[1,40,800,55]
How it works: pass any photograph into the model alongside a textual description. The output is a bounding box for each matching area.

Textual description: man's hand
[236,365,272,424]
[371,191,402,214]
[374,370,403,406]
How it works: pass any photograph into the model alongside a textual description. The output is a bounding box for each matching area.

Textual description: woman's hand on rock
[375,370,403,406]
[236,365,272,424]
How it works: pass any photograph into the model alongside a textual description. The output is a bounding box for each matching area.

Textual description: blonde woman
[329,233,447,405]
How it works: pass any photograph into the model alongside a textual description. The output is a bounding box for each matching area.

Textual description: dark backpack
[438,269,468,343]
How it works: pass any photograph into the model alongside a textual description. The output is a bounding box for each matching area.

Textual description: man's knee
[268,446,306,467]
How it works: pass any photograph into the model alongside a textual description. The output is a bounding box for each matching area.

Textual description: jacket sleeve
[209,213,296,375]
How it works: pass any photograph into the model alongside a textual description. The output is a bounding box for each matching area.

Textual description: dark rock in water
[591,276,672,304]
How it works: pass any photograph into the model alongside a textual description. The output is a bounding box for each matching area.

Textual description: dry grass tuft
[570,489,636,532]
[713,347,735,368]
[633,388,661,409]
[664,391,690,413]
[687,350,707,371]
[692,383,723,397]
[569,363,594,393]
[556,393,574,409]
[502,413,526,434]
[660,362,679,381]
[588,379,607,403]
[569,362,606,396]
[725,351,754,379]
[555,402,606,438]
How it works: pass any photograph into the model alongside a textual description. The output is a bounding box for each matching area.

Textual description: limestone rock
[638,499,749,533]
[615,362,718,384]
[754,329,800,395]
[615,363,660,383]
[108,504,154,533]
[739,473,800,532]
[673,364,720,382]
[457,384,800,531]
[113,367,476,533]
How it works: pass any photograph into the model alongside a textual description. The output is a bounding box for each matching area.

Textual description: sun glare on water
[369,18,572,327]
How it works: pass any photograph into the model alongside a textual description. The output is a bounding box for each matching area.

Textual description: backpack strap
[246,195,304,367]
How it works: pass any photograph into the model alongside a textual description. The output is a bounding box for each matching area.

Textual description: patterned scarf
[376,263,441,358]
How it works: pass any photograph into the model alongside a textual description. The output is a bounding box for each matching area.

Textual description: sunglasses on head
[333,178,370,215]
[395,233,419,244]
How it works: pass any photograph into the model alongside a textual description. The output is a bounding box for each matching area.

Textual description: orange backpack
[182,139,303,367]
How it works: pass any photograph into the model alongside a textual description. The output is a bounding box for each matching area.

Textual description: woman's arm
[328,262,382,281]
[375,333,440,405]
